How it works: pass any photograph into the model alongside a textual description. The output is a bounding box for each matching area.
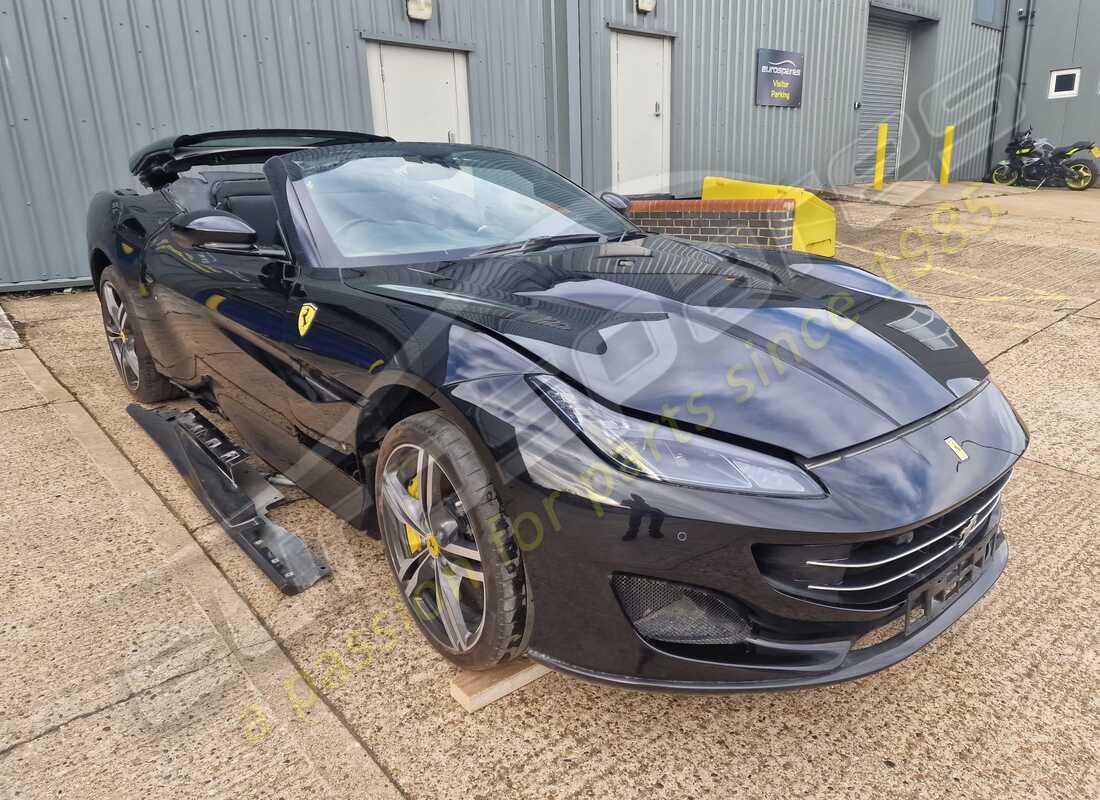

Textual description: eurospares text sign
[755,48,803,108]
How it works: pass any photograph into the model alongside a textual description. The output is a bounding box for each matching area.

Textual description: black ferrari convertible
[87,129,1027,690]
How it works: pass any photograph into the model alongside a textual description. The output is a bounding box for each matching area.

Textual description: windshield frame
[274,143,640,269]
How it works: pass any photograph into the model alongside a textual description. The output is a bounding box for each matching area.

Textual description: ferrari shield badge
[945,437,969,462]
[298,303,318,337]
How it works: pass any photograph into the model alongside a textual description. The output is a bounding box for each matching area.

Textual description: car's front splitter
[527,534,1008,693]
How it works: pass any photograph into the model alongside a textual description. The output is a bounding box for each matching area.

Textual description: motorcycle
[991,127,1099,190]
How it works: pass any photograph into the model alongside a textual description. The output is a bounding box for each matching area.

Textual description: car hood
[342,236,988,458]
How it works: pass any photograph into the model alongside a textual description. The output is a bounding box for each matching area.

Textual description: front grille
[754,471,1011,608]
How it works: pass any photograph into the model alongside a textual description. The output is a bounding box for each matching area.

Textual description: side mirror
[173,211,258,249]
[600,191,632,212]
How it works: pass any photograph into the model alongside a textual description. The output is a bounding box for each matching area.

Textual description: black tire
[98,265,182,403]
[991,164,1019,186]
[1065,158,1096,190]
[374,410,529,670]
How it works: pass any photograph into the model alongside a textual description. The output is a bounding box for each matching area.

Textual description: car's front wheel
[374,410,529,670]
[98,265,182,403]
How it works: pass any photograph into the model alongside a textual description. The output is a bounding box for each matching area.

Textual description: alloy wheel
[102,282,141,390]
[379,443,486,653]
[1066,163,1093,190]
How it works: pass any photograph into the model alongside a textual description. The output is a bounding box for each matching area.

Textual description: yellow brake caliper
[405,475,422,553]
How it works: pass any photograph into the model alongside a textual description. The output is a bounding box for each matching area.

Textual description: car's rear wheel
[98,266,182,403]
[374,411,529,670]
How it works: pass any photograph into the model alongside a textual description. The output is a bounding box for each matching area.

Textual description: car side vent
[611,574,751,646]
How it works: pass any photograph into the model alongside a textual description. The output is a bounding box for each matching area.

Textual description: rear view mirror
[173,211,258,248]
[600,191,632,212]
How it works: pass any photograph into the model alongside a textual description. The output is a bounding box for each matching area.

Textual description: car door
[142,213,304,471]
[259,159,403,525]
[107,189,196,381]
[195,248,301,454]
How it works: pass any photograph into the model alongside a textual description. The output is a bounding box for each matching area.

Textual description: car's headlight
[529,375,823,497]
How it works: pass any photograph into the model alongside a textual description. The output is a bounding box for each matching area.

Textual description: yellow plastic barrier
[701,176,836,257]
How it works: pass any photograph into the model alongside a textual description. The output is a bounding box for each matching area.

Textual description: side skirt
[215,390,377,535]
[127,404,331,594]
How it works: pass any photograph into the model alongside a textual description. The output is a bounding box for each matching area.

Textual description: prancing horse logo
[957,513,981,549]
[944,437,969,462]
[298,303,318,337]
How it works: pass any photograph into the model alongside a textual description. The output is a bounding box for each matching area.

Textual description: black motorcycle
[991,127,1098,190]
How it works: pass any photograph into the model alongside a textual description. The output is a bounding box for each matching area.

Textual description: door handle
[654,101,661,117]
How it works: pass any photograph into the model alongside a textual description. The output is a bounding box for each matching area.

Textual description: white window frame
[1048,68,1081,99]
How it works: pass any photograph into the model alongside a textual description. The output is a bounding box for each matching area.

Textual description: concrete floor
[2,184,1099,798]
[821,179,1037,208]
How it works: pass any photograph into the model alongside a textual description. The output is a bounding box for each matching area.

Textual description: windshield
[286,145,636,264]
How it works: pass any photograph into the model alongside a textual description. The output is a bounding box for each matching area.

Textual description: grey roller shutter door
[854,16,911,182]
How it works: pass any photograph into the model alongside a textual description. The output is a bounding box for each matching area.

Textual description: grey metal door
[855,15,911,182]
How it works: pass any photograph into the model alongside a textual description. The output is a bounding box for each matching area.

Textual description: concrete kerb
[0,306,21,350]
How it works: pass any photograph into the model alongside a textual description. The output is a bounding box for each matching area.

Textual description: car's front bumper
[528,532,1007,692]
[447,374,1025,692]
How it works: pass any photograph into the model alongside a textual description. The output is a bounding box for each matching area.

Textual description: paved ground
[0,340,400,798]
[2,183,1099,799]
[821,179,1037,208]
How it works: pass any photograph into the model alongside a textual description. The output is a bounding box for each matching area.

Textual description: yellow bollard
[940,125,955,186]
[873,123,888,190]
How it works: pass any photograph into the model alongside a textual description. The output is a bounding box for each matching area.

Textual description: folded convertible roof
[130,128,395,189]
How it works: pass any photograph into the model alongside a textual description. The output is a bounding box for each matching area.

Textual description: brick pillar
[627,198,795,249]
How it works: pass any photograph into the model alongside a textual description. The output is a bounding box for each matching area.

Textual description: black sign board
[755,48,804,108]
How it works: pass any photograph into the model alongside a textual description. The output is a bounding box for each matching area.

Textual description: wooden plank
[449,658,551,713]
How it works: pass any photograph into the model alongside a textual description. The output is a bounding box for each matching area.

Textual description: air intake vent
[611,574,751,645]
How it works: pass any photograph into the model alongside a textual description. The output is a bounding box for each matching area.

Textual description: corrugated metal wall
[919,3,1003,181]
[993,0,1100,156]
[576,0,1005,194]
[0,0,1006,291]
[0,0,553,290]
[579,0,869,194]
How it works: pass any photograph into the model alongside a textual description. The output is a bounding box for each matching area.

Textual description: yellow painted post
[873,123,888,190]
[940,124,956,186]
